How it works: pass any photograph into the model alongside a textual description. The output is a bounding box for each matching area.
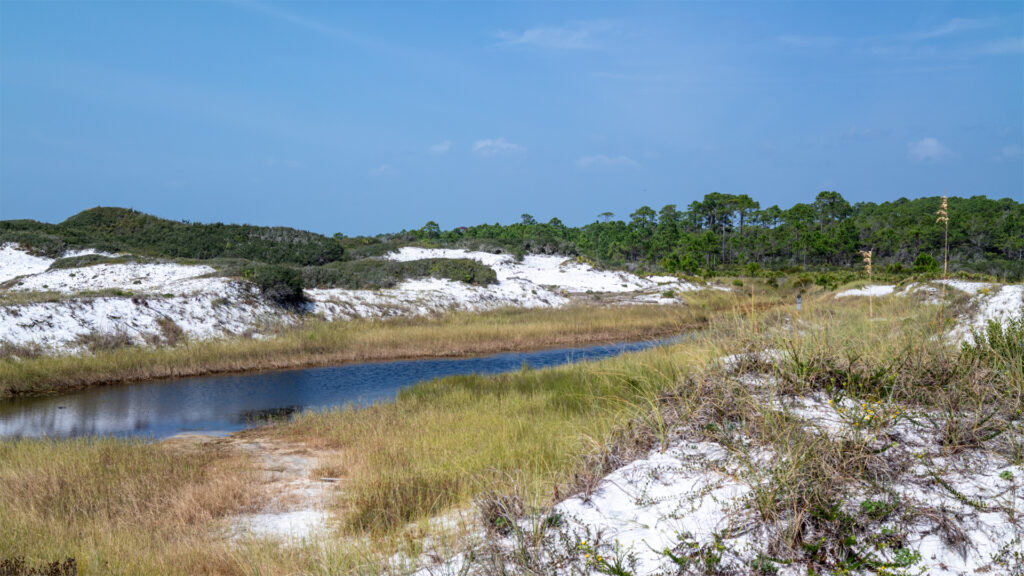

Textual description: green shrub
[251,264,305,305]
[425,258,497,285]
[793,273,814,290]
[0,229,67,258]
[814,273,839,291]
[660,251,701,275]
[301,258,497,290]
[913,253,940,275]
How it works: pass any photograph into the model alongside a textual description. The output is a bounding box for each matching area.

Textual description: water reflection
[0,340,664,439]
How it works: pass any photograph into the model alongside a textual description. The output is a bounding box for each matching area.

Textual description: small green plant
[750,553,783,574]
[859,497,898,520]
[662,532,727,575]
[576,540,637,576]
[829,396,905,431]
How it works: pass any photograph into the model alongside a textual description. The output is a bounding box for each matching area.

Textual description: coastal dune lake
[0,340,666,439]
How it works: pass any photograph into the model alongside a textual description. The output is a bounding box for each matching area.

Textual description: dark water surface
[0,340,667,439]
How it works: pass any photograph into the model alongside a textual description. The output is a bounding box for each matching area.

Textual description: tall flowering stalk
[860,250,873,318]
[936,196,950,326]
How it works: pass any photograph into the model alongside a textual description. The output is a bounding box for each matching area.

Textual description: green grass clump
[963,315,1023,378]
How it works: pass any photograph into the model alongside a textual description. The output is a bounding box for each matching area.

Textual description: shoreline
[0,303,717,400]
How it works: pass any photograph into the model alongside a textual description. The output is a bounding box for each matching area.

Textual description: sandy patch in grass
[835,284,895,298]
[222,434,338,543]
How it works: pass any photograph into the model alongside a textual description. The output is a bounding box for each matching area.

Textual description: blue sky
[1,1,1021,235]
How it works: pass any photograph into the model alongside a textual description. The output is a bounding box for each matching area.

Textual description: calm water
[0,340,667,439]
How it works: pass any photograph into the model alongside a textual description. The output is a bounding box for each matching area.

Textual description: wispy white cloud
[228,0,365,43]
[975,37,1024,55]
[576,154,640,169]
[994,145,1023,162]
[907,18,992,41]
[428,140,452,155]
[227,0,411,57]
[780,17,1006,58]
[473,138,525,157]
[908,137,953,162]
[370,164,398,177]
[496,20,617,50]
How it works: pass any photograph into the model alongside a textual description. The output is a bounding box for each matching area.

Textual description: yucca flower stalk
[860,249,873,318]
[936,195,950,326]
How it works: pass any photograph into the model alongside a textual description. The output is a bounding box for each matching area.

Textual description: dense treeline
[388,193,1022,279]
[2,193,1022,279]
[0,207,345,266]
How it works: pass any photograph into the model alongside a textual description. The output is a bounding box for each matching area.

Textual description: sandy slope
[413,377,1023,576]
[937,280,1024,343]
[0,244,704,354]
[0,245,52,283]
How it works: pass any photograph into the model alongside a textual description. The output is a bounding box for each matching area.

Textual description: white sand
[0,244,712,354]
[835,284,895,298]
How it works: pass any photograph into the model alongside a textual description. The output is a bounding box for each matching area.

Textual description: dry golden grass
[0,437,262,575]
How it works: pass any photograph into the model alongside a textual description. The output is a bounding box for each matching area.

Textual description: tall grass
[937,195,950,326]
[269,345,715,537]
[0,437,261,575]
[266,288,791,537]
[0,302,715,398]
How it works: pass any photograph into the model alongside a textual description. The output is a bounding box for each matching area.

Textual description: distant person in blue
[796,294,802,311]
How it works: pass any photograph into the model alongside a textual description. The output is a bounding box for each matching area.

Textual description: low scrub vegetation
[249,264,306,305]
[1,207,345,265]
[209,257,499,305]
[299,258,498,290]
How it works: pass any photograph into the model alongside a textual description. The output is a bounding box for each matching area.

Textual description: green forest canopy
[389,193,1024,279]
[2,193,1022,279]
